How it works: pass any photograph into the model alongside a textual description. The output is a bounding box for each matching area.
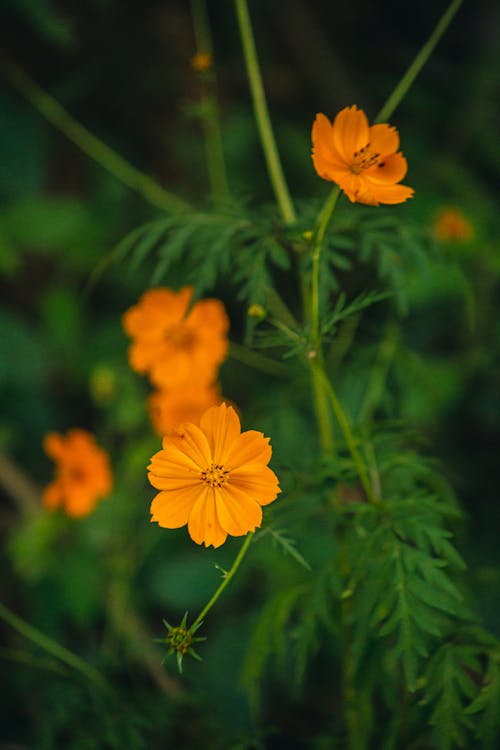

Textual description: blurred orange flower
[433,207,473,242]
[312,105,414,206]
[148,403,280,548]
[149,383,222,437]
[43,429,112,517]
[122,287,229,389]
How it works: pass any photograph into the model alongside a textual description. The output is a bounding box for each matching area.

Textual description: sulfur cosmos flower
[122,287,229,389]
[311,105,414,206]
[43,429,112,518]
[148,383,222,437]
[148,403,280,548]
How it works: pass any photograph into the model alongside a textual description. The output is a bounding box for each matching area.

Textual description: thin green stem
[190,0,230,200]
[229,341,289,378]
[318,371,379,505]
[375,0,464,123]
[0,601,110,692]
[310,186,341,349]
[310,357,335,454]
[191,532,254,631]
[235,0,296,225]
[0,57,189,214]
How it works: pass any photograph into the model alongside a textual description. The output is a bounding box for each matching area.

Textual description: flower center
[200,463,229,488]
[164,324,195,350]
[350,143,381,174]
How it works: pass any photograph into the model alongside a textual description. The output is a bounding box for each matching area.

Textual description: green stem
[191,532,254,631]
[310,186,341,348]
[0,57,189,214]
[235,0,296,225]
[318,371,379,504]
[229,341,289,377]
[0,601,110,691]
[310,357,335,454]
[190,0,230,200]
[375,0,464,123]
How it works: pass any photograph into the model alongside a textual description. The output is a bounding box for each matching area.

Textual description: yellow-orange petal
[200,403,241,464]
[364,152,408,185]
[230,464,281,506]
[150,486,197,528]
[369,123,400,156]
[216,484,262,536]
[43,433,66,460]
[188,486,227,548]
[158,423,212,470]
[226,430,271,470]
[366,183,414,205]
[332,106,369,161]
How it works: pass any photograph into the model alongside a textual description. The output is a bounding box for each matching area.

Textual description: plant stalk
[235,0,296,225]
[191,532,254,631]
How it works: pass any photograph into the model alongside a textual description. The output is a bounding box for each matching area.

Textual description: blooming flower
[43,429,112,517]
[122,287,229,389]
[149,383,222,437]
[433,207,473,242]
[148,403,280,548]
[311,105,414,206]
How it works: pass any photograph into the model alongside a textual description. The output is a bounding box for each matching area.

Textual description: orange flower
[433,207,473,242]
[149,383,222,437]
[43,429,112,517]
[311,105,414,206]
[148,403,280,548]
[122,287,229,389]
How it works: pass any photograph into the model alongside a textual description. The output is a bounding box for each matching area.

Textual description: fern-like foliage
[423,641,481,749]
[113,203,292,304]
[466,634,500,750]
[345,493,467,691]
[241,561,340,712]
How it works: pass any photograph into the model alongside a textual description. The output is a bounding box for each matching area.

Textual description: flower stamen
[351,144,380,174]
[201,463,229,488]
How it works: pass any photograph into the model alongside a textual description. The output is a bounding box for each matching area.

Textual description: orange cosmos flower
[43,429,112,518]
[122,287,229,389]
[148,403,280,548]
[149,383,222,437]
[433,207,473,242]
[311,105,414,206]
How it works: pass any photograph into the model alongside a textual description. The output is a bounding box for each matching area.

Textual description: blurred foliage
[1,0,500,748]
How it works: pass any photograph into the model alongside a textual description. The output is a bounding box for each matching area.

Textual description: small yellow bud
[247,303,266,319]
[302,230,314,241]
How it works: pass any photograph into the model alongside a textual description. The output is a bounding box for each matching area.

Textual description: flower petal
[363,182,414,205]
[332,106,369,161]
[188,486,227,547]
[230,464,281,506]
[226,430,271,470]
[200,403,241,464]
[216,484,262,536]
[364,152,408,185]
[368,123,399,156]
[150,486,198,528]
